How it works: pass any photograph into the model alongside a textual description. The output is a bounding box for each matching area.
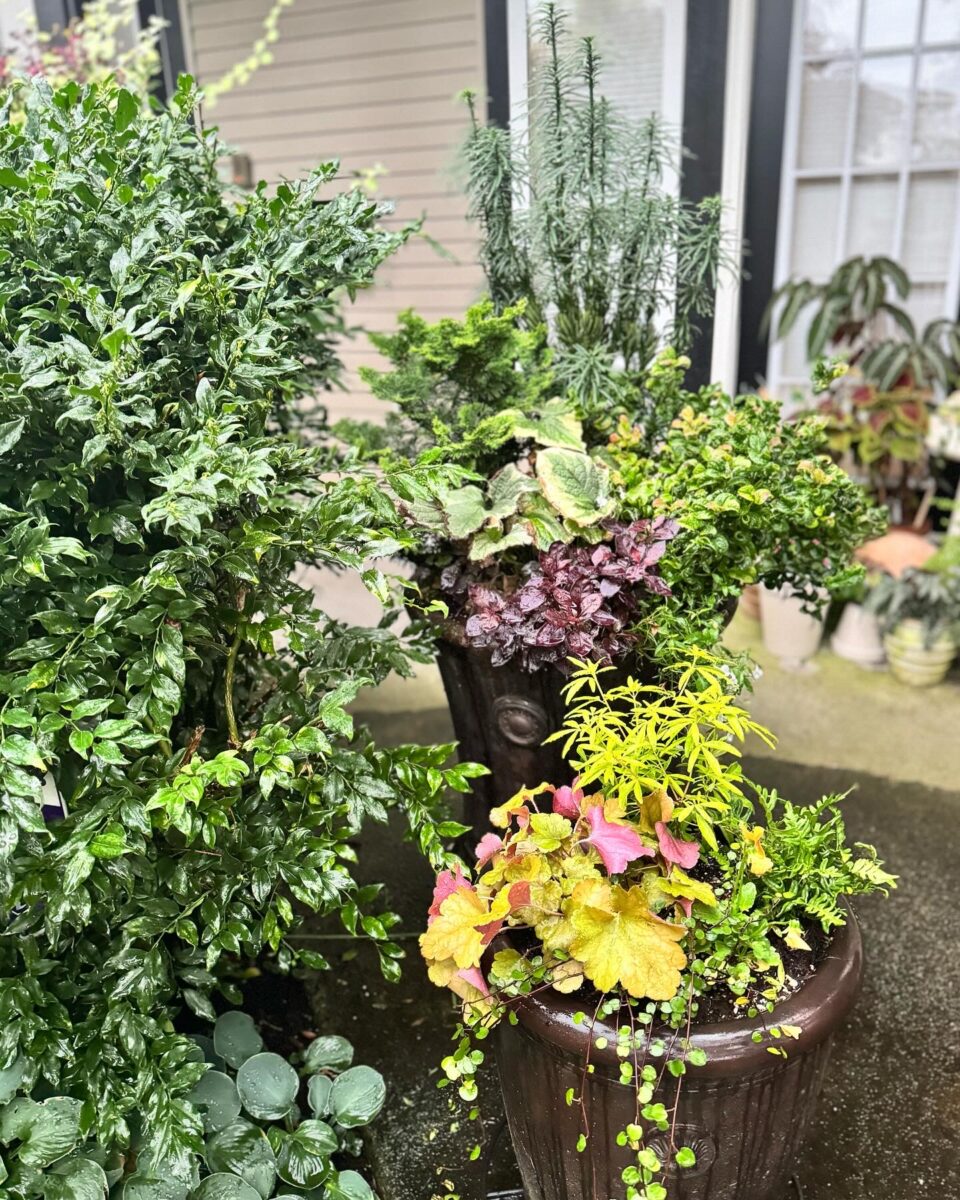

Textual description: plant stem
[224,632,242,747]
[225,590,247,747]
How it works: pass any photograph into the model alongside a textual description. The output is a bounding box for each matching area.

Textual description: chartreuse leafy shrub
[0,1012,383,1199]
[608,352,889,661]
[421,653,895,1197]
[0,76,480,1174]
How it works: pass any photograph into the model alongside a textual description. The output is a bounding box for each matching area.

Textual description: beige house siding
[183,0,487,422]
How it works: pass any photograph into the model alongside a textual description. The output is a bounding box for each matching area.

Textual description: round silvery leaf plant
[0,73,482,1175]
[0,1014,384,1199]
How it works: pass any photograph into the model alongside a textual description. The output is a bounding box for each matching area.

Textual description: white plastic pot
[883,618,956,687]
[759,585,826,669]
[831,602,885,668]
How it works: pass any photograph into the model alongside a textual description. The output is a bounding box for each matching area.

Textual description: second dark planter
[435,632,622,831]
[435,598,738,833]
[494,912,863,1200]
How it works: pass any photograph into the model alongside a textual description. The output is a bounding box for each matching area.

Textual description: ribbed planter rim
[492,905,862,1082]
[885,619,955,651]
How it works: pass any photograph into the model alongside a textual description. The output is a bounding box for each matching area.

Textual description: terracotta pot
[856,529,934,578]
[495,913,863,1200]
[830,602,885,668]
[436,602,738,833]
[884,618,956,687]
[758,586,826,669]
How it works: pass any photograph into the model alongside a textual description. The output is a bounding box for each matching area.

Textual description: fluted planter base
[495,914,863,1200]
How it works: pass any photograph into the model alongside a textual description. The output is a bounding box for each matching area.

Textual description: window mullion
[891,0,927,263]
[835,0,867,263]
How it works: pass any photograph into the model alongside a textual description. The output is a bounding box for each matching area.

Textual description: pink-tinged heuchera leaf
[584,805,653,875]
[551,777,585,818]
[456,965,490,997]
[428,865,472,921]
[655,821,700,870]
[478,880,532,945]
[475,832,503,866]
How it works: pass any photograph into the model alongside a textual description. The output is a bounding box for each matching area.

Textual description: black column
[138,0,189,102]
[681,0,730,390]
[35,0,83,30]
[737,0,795,390]
[484,0,510,129]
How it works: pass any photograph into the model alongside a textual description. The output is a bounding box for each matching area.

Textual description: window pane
[924,0,960,45]
[854,55,912,165]
[798,60,854,168]
[529,0,665,122]
[862,0,920,50]
[792,179,841,279]
[847,175,899,258]
[902,173,959,278]
[781,307,815,379]
[913,52,960,164]
[803,0,860,56]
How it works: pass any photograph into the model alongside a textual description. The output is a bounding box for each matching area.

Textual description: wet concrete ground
[297,707,960,1200]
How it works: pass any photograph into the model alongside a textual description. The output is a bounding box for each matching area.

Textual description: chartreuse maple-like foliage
[0,75,483,1178]
[421,651,894,1012]
[422,652,895,1198]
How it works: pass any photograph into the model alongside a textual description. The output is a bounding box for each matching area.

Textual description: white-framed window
[767,0,960,403]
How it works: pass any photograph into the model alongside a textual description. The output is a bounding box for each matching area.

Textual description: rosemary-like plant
[460,3,733,411]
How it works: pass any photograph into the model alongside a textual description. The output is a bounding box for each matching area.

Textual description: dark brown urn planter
[435,631,641,832]
[494,913,863,1200]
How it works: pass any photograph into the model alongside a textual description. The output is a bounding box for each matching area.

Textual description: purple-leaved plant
[448,518,678,671]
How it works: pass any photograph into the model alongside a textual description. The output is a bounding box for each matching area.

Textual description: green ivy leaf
[512,398,585,449]
[486,464,539,520]
[440,485,488,540]
[468,524,532,562]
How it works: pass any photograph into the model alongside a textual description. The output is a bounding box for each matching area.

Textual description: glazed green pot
[883,618,956,687]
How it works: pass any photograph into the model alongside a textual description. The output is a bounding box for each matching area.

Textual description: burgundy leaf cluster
[450,518,678,671]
